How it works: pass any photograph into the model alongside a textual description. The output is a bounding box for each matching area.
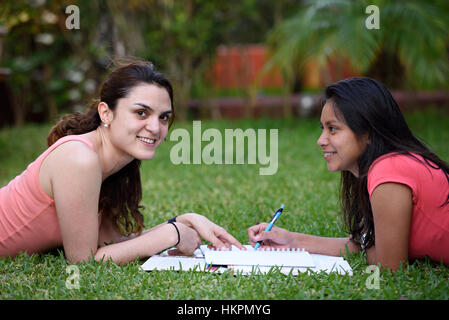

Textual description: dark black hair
[324,77,449,248]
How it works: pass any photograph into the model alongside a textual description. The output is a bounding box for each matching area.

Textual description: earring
[103,123,109,128]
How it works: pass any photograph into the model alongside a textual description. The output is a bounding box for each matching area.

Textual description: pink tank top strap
[45,135,95,156]
[34,134,95,171]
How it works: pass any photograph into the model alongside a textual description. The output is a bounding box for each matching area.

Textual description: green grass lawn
[1,109,449,300]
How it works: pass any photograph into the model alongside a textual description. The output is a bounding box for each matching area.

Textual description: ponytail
[47,101,100,147]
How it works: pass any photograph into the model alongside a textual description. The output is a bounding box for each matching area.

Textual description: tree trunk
[281,70,294,118]
[43,64,58,123]
[13,90,25,127]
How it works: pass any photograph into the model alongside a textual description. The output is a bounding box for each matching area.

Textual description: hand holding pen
[253,204,285,250]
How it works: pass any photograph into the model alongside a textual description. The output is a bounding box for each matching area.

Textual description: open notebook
[201,245,315,267]
[140,245,352,275]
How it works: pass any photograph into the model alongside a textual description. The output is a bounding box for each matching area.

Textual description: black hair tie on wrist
[168,216,177,223]
[168,221,180,246]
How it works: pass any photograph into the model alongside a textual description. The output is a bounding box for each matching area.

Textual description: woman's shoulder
[44,136,101,177]
[368,152,425,175]
[38,135,102,200]
[51,134,95,152]
[57,139,98,162]
[366,152,430,198]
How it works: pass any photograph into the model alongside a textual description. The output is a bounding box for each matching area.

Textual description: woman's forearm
[293,233,361,257]
[100,220,170,245]
[94,223,178,264]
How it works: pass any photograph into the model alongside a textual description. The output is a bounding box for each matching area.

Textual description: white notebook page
[201,245,315,268]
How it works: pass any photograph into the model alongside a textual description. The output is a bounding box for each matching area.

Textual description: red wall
[206,44,361,90]
[207,44,284,89]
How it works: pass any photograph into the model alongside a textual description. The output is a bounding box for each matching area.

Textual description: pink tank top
[0,135,100,257]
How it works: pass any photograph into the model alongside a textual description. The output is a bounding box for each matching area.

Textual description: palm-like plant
[265,0,449,90]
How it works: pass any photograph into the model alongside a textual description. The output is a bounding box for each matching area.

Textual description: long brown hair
[47,59,175,236]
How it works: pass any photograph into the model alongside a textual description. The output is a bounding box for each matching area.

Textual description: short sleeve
[367,154,419,203]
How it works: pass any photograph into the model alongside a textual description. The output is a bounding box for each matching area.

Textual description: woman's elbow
[65,248,99,264]
[366,247,408,272]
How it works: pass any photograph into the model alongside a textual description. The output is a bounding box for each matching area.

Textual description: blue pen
[254,204,285,250]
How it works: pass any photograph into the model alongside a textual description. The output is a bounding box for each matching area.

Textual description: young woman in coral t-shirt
[248,77,449,271]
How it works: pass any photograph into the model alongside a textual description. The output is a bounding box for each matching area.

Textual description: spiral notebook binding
[206,246,306,252]
[201,245,315,268]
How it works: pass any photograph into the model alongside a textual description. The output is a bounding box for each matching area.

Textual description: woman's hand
[172,222,202,255]
[247,223,297,249]
[177,213,244,250]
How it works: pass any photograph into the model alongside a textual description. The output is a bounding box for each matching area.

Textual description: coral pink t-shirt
[367,153,449,264]
[0,135,101,258]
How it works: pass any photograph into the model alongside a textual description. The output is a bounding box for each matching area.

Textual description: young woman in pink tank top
[0,60,243,264]
[248,77,449,271]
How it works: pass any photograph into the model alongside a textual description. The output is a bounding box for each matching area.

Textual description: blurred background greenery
[0,0,448,127]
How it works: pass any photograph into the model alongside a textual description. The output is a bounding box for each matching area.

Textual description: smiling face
[317,100,369,177]
[103,83,173,161]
